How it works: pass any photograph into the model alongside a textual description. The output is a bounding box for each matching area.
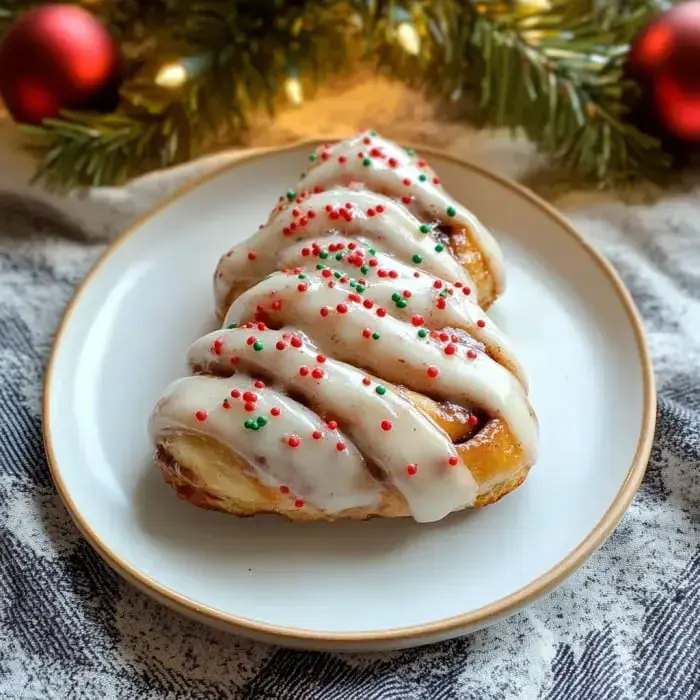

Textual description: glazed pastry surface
[150,132,538,523]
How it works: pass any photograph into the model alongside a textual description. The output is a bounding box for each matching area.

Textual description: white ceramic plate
[44,142,655,652]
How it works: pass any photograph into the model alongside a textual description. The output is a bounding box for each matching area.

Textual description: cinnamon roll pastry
[149,132,538,523]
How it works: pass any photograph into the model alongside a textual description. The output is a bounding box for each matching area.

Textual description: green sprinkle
[244,419,255,430]
[253,340,264,352]
[418,329,428,338]
[334,271,342,279]
[391,292,401,302]
[250,422,260,431]
[370,130,378,137]
[419,173,427,182]
[372,332,381,340]
[227,323,237,329]
[355,285,365,293]
[298,273,308,279]
[406,148,415,156]
[435,243,445,252]
[412,254,423,264]
[362,158,372,167]
[335,252,344,261]
[360,264,370,274]
[446,206,456,217]
[440,289,449,297]
[316,263,325,270]
[309,153,317,161]
[319,250,329,259]
[368,247,377,255]
[349,280,357,288]
[375,385,387,395]
[396,299,408,309]
[286,190,296,201]
[257,415,269,427]
[419,224,431,234]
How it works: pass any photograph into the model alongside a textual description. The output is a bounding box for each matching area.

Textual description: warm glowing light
[517,0,551,8]
[396,22,420,56]
[285,77,304,106]
[155,63,188,88]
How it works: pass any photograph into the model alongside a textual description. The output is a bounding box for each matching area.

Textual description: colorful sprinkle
[412,254,423,264]
[336,441,345,451]
[406,463,418,476]
[294,498,304,508]
[195,410,207,422]
[375,385,387,395]
[477,319,486,328]
[253,340,264,352]
[417,328,428,338]
[380,420,393,431]
[372,332,380,340]
[448,456,459,466]
[288,436,301,448]
[312,430,323,440]
[270,407,281,417]
[468,415,479,426]
[446,206,456,217]
[427,366,439,378]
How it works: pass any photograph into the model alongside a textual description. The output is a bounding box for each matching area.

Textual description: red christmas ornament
[0,5,122,124]
[628,1,700,143]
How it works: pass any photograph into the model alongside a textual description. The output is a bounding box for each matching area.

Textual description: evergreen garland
[0,0,678,189]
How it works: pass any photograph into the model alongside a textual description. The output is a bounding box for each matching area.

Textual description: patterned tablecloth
[0,80,698,699]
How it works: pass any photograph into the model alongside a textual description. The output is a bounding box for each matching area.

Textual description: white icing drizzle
[184,329,479,523]
[149,373,381,514]
[214,188,472,317]
[274,236,526,386]
[298,133,506,297]
[219,271,537,460]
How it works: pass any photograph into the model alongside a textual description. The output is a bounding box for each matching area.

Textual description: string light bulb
[285,76,304,106]
[396,22,421,55]
[155,62,188,88]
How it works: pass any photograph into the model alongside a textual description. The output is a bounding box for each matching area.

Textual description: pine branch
[0,0,682,189]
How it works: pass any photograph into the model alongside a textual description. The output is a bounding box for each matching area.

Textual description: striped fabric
[0,160,698,699]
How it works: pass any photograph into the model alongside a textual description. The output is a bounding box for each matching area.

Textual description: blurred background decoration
[0,0,695,190]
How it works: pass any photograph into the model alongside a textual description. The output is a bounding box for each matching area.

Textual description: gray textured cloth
[0,138,698,700]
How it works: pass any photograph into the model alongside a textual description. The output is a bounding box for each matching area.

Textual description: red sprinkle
[276,341,286,350]
[417,159,427,168]
[271,300,282,311]
[448,456,459,466]
[436,298,447,310]
[247,251,257,261]
[336,441,345,451]
[369,259,378,267]
[312,430,323,440]
[402,178,411,186]
[338,155,347,164]
[362,377,371,386]
[388,157,398,168]
[231,389,241,399]
[336,303,348,314]
[380,420,393,431]
[311,368,324,379]
[299,216,309,227]
[292,208,301,218]
[242,391,257,402]
[377,269,387,278]
[363,136,372,145]
[313,185,324,193]
[367,208,376,217]
[270,407,281,417]
[439,331,449,342]
[280,485,290,494]
[376,308,387,317]
[212,338,223,355]
[402,290,412,299]
[299,367,310,377]
[301,247,311,257]
[327,420,338,430]
[477,319,486,328]
[406,464,418,476]
[463,287,472,296]
[297,283,308,293]
[291,337,302,348]
[467,349,477,359]
[433,177,441,185]
[388,270,398,279]
[320,306,329,317]
[316,354,326,363]
[427,366,439,379]
[195,410,207,422]
[288,436,301,448]
[362,328,372,338]
[433,280,443,289]
[244,402,256,412]
[412,315,424,326]
[445,343,457,355]
[401,195,412,205]
[468,415,479,426]
[322,269,332,279]
[246,336,256,346]
[294,498,304,508]
[376,204,385,213]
